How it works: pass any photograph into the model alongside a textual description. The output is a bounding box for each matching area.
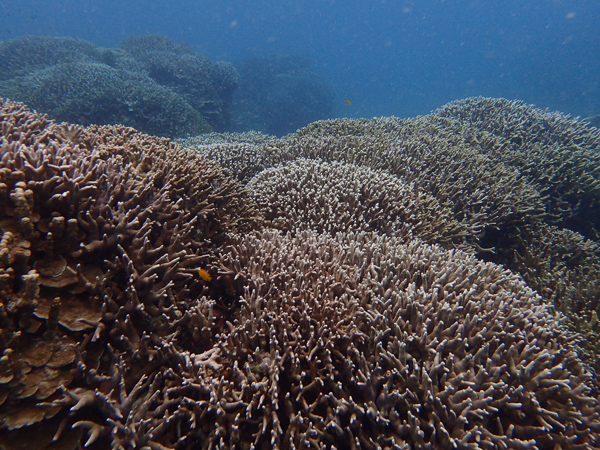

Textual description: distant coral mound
[0,37,335,138]
[0,61,211,138]
[0,35,238,137]
[116,35,239,132]
[231,54,335,136]
[0,36,101,81]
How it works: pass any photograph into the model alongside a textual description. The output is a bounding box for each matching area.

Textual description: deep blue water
[1,0,599,120]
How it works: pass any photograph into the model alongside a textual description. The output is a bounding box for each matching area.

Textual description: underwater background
[2,1,600,449]
[1,0,599,123]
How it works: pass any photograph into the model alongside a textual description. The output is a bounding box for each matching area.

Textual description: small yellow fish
[198,269,212,282]
[344,99,353,105]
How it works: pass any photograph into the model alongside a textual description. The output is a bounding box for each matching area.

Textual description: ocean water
[1,0,599,122]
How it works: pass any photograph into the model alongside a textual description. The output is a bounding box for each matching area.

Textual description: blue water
[1,0,599,120]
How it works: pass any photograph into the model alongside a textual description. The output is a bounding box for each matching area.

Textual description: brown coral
[0,97,260,448]
[189,230,600,448]
[183,112,546,249]
[434,96,600,239]
[2,95,600,449]
[182,98,600,376]
[247,158,472,249]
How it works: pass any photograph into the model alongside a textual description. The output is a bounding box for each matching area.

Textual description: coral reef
[184,97,600,373]
[269,114,547,237]
[0,35,238,137]
[434,97,600,239]
[198,114,546,241]
[497,222,600,364]
[246,158,471,249]
[0,36,336,138]
[2,96,600,448]
[231,55,335,136]
[116,35,239,132]
[0,61,211,138]
[176,132,278,181]
[0,36,102,81]
[178,130,276,146]
[0,98,260,448]
[195,230,599,448]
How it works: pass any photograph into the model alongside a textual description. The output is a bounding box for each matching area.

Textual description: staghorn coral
[177,132,277,181]
[428,97,600,368]
[498,222,600,371]
[247,158,472,249]
[188,230,600,448]
[2,95,600,449]
[0,97,260,448]
[184,141,274,184]
[434,97,600,153]
[178,130,276,146]
[268,114,543,239]
[434,96,600,238]
[184,113,545,246]
[180,97,600,379]
[504,224,600,315]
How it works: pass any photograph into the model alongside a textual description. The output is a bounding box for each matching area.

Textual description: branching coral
[434,96,600,238]
[181,97,600,376]
[0,97,260,448]
[0,35,239,137]
[190,230,600,448]
[0,36,101,81]
[2,95,600,449]
[186,112,546,244]
[116,35,239,132]
[0,61,211,138]
[247,158,472,249]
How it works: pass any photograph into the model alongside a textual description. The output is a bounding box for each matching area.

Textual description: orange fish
[344,99,353,105]
[198,269,212,282]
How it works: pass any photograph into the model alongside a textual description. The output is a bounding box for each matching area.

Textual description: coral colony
[0,36,238,137]
[1,96,600,448]
[0,36,335,139]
